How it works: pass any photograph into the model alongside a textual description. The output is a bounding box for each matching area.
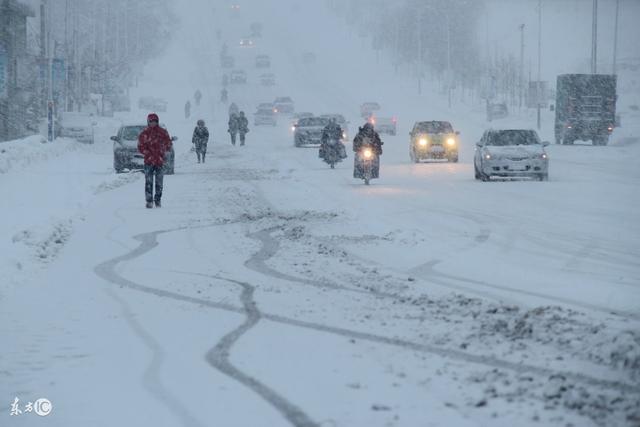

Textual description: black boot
[146,202,153,209]
[155,200,161,208]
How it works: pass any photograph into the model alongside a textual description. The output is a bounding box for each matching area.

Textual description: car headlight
[291,126,296,132]
[541,153,548,160]
[446,138,456,146]
[342,131,346,139]
[419,138,428,146]
[484,153,491,160]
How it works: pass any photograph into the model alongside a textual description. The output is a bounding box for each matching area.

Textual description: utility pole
[519,24,525,109]
[612,0,619,75]
[46,0,55,142]
[537,0,542,130]
[591,0,598,74]
[417,10,422,95]
[447,13,452,108]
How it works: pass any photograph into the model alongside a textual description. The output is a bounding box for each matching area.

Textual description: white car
[360,102,381,118]
[474,129,549,181]
[255,54,271,68]
[370,116,396,135]
[260,73,276,86]
[293,117,330,147]
[273,96,295,114]
[254,106,277,126]
[58,112,96,143]
[230,70,247,84]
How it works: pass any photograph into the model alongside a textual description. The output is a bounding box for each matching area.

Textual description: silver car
[58,112,96,143]
[293,117,329,147]
[111,123,177,174]
[474,129,549,181]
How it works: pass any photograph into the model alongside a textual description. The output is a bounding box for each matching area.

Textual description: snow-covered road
[2,1,639,426]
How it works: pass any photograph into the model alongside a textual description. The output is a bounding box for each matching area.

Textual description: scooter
[320,139,346,169]
[354,145,379,185]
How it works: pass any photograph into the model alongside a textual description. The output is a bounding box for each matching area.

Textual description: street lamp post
[537,0,542,130]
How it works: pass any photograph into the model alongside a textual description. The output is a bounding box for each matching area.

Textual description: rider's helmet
[362,122,374,133]
[197,119,205,126]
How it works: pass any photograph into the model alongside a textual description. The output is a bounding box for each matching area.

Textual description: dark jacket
[138,126,172,166]
[237,116,249,134]
[192,126,209,144]
[321,122,343,144]
[353,128,383,155]
[228,115,239,133]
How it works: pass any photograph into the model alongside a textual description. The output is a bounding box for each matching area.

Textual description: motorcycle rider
[237,111,249,146]
[353,122,383,179]
[320,118,347,161]
[192,119,209,163]
[228,112,239,146]
[138,113,173,208]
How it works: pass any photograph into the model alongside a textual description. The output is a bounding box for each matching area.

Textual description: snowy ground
[1,1,639,426]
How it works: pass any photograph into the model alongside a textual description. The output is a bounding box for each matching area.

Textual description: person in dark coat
[352,122,383,179]
[320,118,346,160]
[192,119,209,163]
[237,111,249,146]
[228,112,239,145]
[138,113,173,208]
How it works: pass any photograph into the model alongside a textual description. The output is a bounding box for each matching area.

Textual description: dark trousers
[144,164,164,203]
[230,131,237,145]
[239,131,246,145]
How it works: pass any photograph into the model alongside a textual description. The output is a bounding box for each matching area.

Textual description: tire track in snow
[94,227,640,395]
[204,276,320,427]
[245,227,402,300]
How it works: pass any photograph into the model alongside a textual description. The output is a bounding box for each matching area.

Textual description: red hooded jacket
[138,125,172,166]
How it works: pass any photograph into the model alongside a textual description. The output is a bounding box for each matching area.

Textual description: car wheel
[448,155,459,163]
[474,165,481,180]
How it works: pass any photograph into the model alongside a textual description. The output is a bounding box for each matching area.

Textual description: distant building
[0,0,36,141]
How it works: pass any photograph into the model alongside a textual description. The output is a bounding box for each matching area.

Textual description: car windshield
[487,130,540,146]
[122,126,145,140]
[415,122,453,133]
[276,97,292,103]
[298,117,329,127]
[257,108,273,114]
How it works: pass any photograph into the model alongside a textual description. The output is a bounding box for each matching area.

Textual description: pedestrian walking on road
[238,111,249,146]
[192,119,209,163]
[138,113,173,208]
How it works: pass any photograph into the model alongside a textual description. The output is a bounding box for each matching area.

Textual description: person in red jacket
[138,113,172,208]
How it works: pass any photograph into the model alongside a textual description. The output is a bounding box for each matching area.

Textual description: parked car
[138,97,167,112]
[319,114,349,140]
[230,70,247,84]
[409,121,459,163]
[293,117,330,147]
[255,54,271,68]
[487,102,508,121]
[250,22,263,38]
[371,116,397,135]
[111,123,177,174]
[260,73,276,86]
[474,129,549,181]
[290,112,314,131]
[360,102,381,118]
[273,96,295,114]
[58,112,97,143]
[254,106,277,126]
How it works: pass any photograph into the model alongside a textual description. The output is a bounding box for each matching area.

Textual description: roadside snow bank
[0,135,80,174]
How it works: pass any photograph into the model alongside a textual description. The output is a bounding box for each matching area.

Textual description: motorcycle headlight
[363,148,373,159]
[419,138,428,146]
[446,138,456,146]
